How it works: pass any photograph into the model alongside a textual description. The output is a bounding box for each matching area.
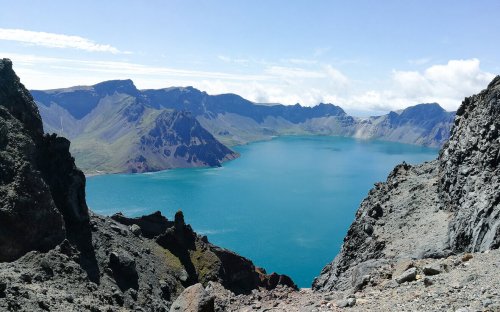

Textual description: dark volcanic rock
[258,270,298,290]
[0,59,43,138]
[108,251,139,291]
[0,59,65,261]
[0,58,92,277]
[156,211,296,294]
[111,211,173,238]
[439,76,500,252]
[36,133,89,227]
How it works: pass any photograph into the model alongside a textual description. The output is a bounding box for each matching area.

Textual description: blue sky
[0,0,499,115]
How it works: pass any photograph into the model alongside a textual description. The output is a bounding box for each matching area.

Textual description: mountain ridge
[35,85,239,174]
[33,80,454,173]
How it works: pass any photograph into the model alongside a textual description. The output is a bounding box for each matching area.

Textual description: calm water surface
[86,136,438,287]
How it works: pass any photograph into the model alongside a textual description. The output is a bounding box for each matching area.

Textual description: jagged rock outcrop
[0,60,296,311]
[439,76,500,252]
[0,59,65,261]
[111,211,173,238]
[313,76,500,292]
[153,211,297,294]
[0,58,93,279]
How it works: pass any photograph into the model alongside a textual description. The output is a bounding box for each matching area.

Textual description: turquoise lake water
[86,136,438,287]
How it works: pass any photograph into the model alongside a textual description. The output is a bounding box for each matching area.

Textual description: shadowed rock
[439,76,500,252]
[111,211,173,238]
[0,59,65,261]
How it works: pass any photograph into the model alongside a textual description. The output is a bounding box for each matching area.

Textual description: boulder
[395,267,417,284]
[109,251,139,291]
[169,283,214,312]
[423,263,442,276]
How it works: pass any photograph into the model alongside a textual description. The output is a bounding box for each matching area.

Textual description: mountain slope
[33,81,454,173]
[354,103,455,146]
[141,85,454,147]
[312,76,500,293]
[34,81,238,174]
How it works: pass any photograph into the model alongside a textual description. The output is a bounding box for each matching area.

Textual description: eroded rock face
[0,59,66,261]
[314,76,500,292]
[0,58,90,264]
[439,76,500,252]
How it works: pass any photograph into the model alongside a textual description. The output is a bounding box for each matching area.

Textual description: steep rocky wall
[0,59,65,261]
[0,58,90,262]
[314,76,500,292]
[439,76,500,252]
[0,104,65,261]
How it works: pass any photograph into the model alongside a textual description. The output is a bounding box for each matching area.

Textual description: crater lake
[86,136,438,287]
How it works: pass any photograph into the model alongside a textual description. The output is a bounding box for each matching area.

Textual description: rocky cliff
[312,76,500,294]
[0,58,87,262]
[0,59,294,311]
[439,76,500,252]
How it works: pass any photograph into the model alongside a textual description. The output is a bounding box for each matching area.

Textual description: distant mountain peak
[93,79,139,97]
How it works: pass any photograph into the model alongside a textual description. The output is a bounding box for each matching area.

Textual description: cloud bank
[0,28,126,54]
[3,51,495,114]
[359,59,495,111]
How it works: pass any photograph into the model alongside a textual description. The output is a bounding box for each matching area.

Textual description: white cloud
[313,47,331,57]
[0,28,127,54]
[390,58,495,110]
[4,52,495,114]
[265,65,326,79]
[217,55,250,65]
[408,57,431,66]
[324,65,349,86]
[5,53,268,82]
